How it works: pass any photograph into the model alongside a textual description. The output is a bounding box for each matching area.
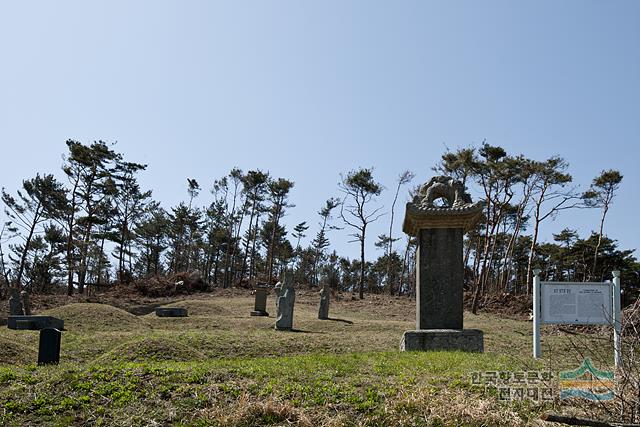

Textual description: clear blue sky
[1,1,639,260]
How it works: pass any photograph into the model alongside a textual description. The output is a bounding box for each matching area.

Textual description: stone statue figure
[318,284,330,320]
[275,273,295,331]
[21,290,31,316]
[273,281,283,311]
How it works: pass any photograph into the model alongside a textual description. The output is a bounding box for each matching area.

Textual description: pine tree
[312,198,340,286]
[583,169,623,279]
[1,174,68,290]
[265,178,294,285]
[339,168,383,299]
[111,160,151,282]
[62,140,120,294]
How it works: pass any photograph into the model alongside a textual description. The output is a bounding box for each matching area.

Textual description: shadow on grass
[287,328,321,334]
[324,317,354,325]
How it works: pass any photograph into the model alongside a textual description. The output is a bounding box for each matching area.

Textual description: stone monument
[400,176,484,352]
[275,273,295,331]
[318,284,330,320]
[251,284,269,316]
[8,288,23,316]
[38,328,62,365]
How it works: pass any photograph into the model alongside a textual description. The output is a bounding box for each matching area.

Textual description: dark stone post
[8,288,23,316]
[251,284,269,316]
[38,328,61,365]
[401,176,484,352]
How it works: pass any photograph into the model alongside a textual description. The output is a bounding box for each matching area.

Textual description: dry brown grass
[0,335,36,365]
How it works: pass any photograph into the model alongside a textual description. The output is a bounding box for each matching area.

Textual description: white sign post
[533,269,541,359]
[613,271,622,368]
[533,270,622,368]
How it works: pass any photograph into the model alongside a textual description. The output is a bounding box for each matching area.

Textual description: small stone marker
[38,328,61,365]
[400,176,484,352]
[8,288,23,316]
[155,307,188,317]
[275,273,295,331]
[318,284,330,320]
[8,316,64,331]
[251,284,269,316]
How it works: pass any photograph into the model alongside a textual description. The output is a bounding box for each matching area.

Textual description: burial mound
[0,336,37,365]
[42,303,151,332]
[98,336,205,363]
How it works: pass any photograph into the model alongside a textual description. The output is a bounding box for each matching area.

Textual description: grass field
[0,290,621,426]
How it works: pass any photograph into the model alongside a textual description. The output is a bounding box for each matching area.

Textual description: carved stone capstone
[415,176,472,208]
[403,176,482,235]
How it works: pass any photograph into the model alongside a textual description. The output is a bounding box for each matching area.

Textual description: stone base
[400,329,483,352]
[250,310,269,317]
[155,308,188,317]
[8,316,64,331]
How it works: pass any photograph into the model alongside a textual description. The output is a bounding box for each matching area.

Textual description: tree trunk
[227,206,246,287]
[399,237,411,296]
[387,182,402,296]
[213,249,220,285]
[249,212,261,284]
[66,178,80,296]
[15,203,42,290]
[359,224,366,299]
[77,220,95,294]
[267,200,283,285]
[526,219,541,295]
[239,199,257,284]
[97,235,106,285]
[0,239,9,289]
[592,205,608,280]
[222,186,239,288]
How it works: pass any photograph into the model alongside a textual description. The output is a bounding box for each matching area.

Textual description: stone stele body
[275,274,295,330]
[318,285,330,320]
[251,284,269,317]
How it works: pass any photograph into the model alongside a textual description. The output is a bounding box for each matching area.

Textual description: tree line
[1,140,637,301]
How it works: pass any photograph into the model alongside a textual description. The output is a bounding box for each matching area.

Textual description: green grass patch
[0,351,542,426]
[0,293,614,425]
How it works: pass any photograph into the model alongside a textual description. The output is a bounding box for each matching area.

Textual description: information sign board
[541,282,612,325]
[532,270,622,368]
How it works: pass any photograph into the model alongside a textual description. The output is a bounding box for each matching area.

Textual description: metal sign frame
[533,270,622,368]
